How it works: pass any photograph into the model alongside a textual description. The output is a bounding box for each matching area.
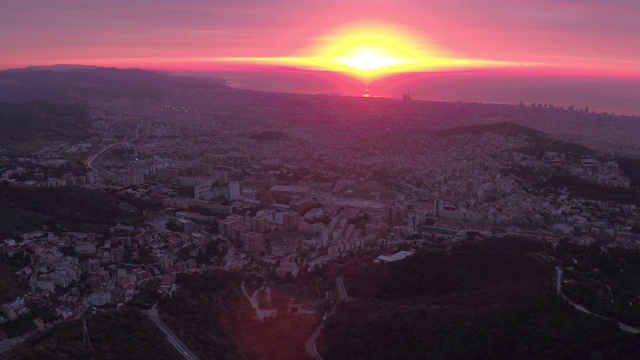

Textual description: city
[1,67,640,359]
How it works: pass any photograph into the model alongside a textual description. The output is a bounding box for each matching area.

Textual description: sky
[1,0,640,113]
[2,0,639,74]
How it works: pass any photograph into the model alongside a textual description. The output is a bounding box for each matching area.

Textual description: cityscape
[0,67,639,359]
[2,1,640,359]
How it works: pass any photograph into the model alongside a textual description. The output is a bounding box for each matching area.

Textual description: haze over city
[2,1,640,360]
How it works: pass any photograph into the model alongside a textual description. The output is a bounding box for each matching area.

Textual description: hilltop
[0,66,225,104]
[434,122,595,157]
[434,121,549,141]
[320,241,640,359]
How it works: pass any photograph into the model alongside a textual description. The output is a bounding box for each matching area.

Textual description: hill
[0,101,91,153]
[158,270,319,360]
[319,243,640,359]
[0,184,146,236]
[5,309,179,360]
[0,66,225,104]
[435,122,595,158]
[434,121,549,142]
[617,157,640,188]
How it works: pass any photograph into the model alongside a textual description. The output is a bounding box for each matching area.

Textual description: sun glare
[216,22,518,82]
[335,48,417,73]
[301,23,435,80]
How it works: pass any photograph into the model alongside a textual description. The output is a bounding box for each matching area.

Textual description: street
[305,275,349,360]
[144,304,200,360]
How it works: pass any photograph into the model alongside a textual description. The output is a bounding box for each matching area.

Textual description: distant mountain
[18,64,101,71]
[0,65,226,103]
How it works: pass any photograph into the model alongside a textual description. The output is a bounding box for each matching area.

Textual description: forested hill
[0,184,146,237]
[5,309,180,360]
[320,240,640,359]
[0,101,91,152]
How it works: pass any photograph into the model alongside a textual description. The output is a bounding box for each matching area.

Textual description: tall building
[434,199,444,217]
[283,211,300,231]
[242,232,265,253]
[229,181,241,200]
[385,205,404,226]
[218,214,245,238]
[194,180,213,199]
[251,215,269,233]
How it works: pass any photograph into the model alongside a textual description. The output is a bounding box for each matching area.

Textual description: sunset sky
[2,0,639,78]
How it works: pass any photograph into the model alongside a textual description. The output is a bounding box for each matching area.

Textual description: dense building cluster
[1,86,640,350]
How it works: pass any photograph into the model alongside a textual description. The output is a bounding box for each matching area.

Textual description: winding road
[305,324,324,360]
[85,139,133,176]
[335,275,348,301]
[85,121,143,176]
[555,267,640,334]
[305,275,349,360]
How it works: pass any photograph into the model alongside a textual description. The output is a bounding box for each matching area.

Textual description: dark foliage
[434,122,549,142]
[0,184,139,236]
[321,245,640,359]
[541,174,640,205]
[158,271,252,360]
[345,250,550,302]
[503,166,640,205]
[0,253,31,303]
[560,247,640,327]
[159,270,318,360]
[0,101,91,153]
[7,309,179,360]
[617,157,640,189]
[517,140,596,158]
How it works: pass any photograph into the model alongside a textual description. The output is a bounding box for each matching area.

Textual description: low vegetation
[0,184,142,236]
[320,241,640,359]
[6,309,179,360]
[159,270,319,360]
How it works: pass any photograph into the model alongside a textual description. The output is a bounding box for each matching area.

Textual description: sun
[215,22,517,82]
[335,48,414,73]
[301,22,436,81]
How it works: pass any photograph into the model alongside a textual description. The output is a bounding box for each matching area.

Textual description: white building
[179,177,214,199]
[52,270,70,288]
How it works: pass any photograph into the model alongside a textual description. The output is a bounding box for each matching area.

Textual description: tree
[166,221,182,232]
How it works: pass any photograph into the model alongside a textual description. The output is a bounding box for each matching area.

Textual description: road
[85,121,142,176]
[555,267,640,334]
[305,323,324,360]
[144,305,200,360]
[336,275,348,300]
[555,266,562,294]
[305,275,350,360]
[240,281,277,320]
[85,139,132,176]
